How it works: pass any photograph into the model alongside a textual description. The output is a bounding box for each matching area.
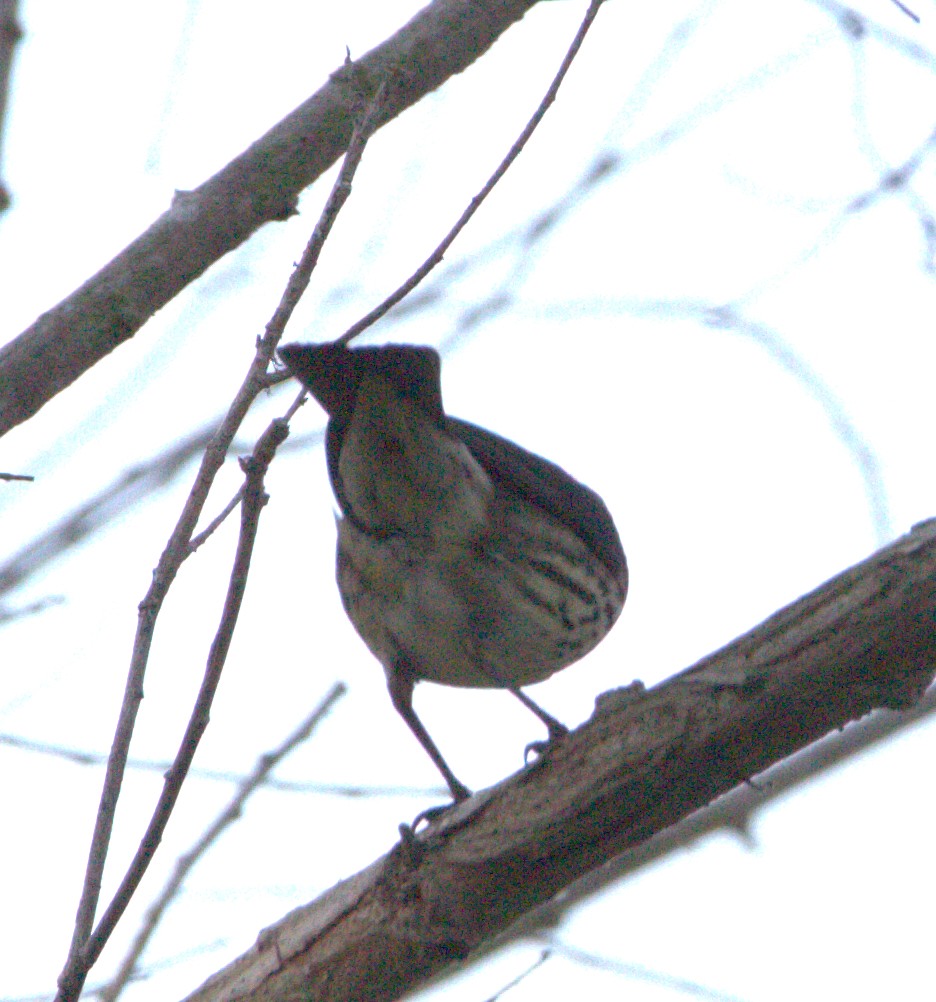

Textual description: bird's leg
[475,659,568,744]
[476,661,568,760]
[386,666,471,803]
[508,686,568,744]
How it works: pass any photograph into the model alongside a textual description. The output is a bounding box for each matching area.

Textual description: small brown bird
[279,341,627,801]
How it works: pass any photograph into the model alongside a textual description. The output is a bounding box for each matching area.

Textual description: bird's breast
[335,493,626,690]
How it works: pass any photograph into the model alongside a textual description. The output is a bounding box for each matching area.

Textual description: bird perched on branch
[279,341,627,802]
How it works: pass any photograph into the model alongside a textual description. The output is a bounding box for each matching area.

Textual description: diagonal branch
[54,80,388,1002]
[98,683,347,1002]
[55,419,288,1002]
[181,518,936,1002]
[335,0,607,346]
[0,0,543,439]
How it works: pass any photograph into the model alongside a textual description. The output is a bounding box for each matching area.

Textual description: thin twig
[0,730,444,796]
[54,81,388,1002]
[889,0,919,22]
[0,425,214,599]
[188,487,244,553]
[482,951,552,1002]
[0,470,32,481]
[336,0,607,346]
[272,78,388,345]
[281,387,308,422]
[0,424,323,599]
[0,594,63,624]
[539,939,748,1002]
[98,683,347,1002]
[75,418,289,980]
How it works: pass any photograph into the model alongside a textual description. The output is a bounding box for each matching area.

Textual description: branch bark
[0,0,542,439]
[181,518,936,1002]
[0,0,22,213]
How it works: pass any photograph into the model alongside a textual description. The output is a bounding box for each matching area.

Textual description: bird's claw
[523,721,567,764]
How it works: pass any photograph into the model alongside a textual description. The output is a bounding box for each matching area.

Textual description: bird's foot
[405,778,472,834]
[523,718,568,763]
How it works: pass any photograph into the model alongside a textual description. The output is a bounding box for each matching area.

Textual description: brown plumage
[280,341,627,801]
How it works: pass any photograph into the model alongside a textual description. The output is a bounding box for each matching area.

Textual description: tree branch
[56,420,289,1002]
[181,518,936,1002]
[0,0,542,438]
[99,683,347,1002]
[335,0,606,346]
[55,80,388,1002]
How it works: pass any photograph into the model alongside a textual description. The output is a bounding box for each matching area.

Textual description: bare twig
[54,85,388,1002]
[482,950,551,1002]
[0,594,63,624]
[889,0,919,22]
[185,391,316,555]
[0,730,443,797]
[336,0,609,346]
[538,939,747,1002]
[0,424,323,600]
[266,81,388,347]
[0,470,32,481]
[98,683,347,1002]
[699,306,891,542]
[281,387,308,422]
[187,486,244,553]
[0,425,215,599]
[66,419,288,994]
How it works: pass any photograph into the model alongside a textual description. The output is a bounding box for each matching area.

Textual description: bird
[278,341,628,802]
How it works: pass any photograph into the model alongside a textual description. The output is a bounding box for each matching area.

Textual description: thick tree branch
[0,0,542,439]
[182,518,936,1002]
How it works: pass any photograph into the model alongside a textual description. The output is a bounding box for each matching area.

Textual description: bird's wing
[447,416,626,583]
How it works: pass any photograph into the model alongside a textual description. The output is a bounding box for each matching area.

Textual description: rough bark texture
[0,0,541,438]
[182,518,936,1002]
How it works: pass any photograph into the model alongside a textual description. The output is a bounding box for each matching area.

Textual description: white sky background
[1,0,935,1000]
